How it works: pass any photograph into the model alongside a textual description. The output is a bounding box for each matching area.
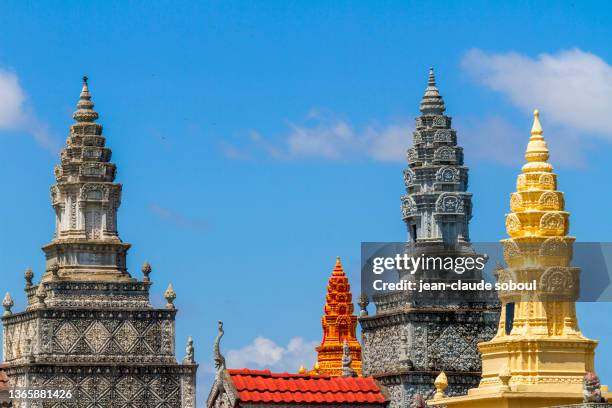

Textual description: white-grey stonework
[359,69,499,408]
[2,78,197,408]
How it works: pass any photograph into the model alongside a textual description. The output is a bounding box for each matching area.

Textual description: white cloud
[0,70,25,126]
[226,336,318,372]
[457,115,589,168]
[0,68,58,152]
[223,113,411,163]
[462,48,612,136]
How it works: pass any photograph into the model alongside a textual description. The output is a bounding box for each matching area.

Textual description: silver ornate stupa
[1,78,197,408]
[359,69,499,408]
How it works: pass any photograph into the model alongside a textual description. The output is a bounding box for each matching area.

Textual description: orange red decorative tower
[314,257,362,376]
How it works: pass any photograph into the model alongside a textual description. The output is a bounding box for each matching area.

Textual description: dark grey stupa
[358,69,500,408]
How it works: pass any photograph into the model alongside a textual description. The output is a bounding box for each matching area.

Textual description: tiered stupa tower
[312,257,362,376]
[430,110,610,408]
[1,78,197,408]
[358,69,499,407]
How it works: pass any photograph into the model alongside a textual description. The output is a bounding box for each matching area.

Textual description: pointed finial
[433,371,448,400]
[428,67,436,86]
[358,292,369,317]
[142,261,152,283]
[341,339,357,377]
[36,284,47,308]
[332,256,345,276]
[298,365,306,374]
[24,267,34,287]
[214,320,226,373]
[164,284,176,309]
[73,76,99,123]
[313,362,320,375]
[183,336,195,364]
[3,292,14,316]
[531,109,542,135]
[419,67,446,114]
[523,109,552,172]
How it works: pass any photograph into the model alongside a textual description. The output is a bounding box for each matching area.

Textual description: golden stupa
[429,110,610,407]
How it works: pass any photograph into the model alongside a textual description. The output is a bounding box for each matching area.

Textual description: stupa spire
[428,109,604,408]
[42,77,130,282]
[402,68,471,244]
[313,257,362,376]
[73,75,99,123]
[523,109,552,173]
[419,67,446,114]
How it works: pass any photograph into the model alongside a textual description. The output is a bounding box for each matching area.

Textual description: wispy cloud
[226,336,318,372]
[148,203,208,232]
[457,115,589,168]
[462,48,612,137]
[222,111,411,163]
[0,68,58,152]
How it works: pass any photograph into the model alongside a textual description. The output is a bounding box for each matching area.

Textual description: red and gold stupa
[313,257,362,376]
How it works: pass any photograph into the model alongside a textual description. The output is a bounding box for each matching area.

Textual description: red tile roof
[227,369,387,404]
[0,363,9,391]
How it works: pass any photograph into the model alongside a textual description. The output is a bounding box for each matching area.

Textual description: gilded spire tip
[531,109,543,136]
[523,108,551,171]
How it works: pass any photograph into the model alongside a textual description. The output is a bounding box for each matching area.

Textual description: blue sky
[1,0,612,401]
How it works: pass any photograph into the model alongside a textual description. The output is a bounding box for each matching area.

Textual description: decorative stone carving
[435,193,464,213]
[404,169,416,186]
[505,214,521,234]
[432,115,446,127]
[539,266,579,300]
[413,131,423,145]
[540,212,564,232]
[433,146,455,162]
[539,173,554,188]
[433,129,452,143]
[436,166,459,183]
[510,193,523,211]
[539,191,559,209]
[401,195,418,218]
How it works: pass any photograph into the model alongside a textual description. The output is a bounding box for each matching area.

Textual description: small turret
[164,284,176,309]
[142,261,152,282]
[2,292,13,316]
[24,267,33,287]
